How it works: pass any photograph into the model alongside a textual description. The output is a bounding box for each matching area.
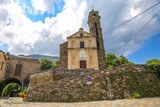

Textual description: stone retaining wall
[25,65,160,102]
[29,69,95,89]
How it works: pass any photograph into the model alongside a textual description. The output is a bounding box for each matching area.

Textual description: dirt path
[0,97,160,107]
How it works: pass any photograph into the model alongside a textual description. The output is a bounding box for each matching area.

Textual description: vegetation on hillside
[105,53,133,68]
[145,58,160,65]
[40,58,59,70]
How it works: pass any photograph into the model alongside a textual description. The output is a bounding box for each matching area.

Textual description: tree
[40,58,53,70]
[105,53,117,68]
[52,60,60,69]
[146,59,160,65]
[115,55,133,65]
[105,53,133,68]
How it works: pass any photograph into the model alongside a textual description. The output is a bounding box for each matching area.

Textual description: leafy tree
[52,60,60,69]
[40,58,53,70]
[105,53,133,68]
[105,53,117,68]
[115,55,133,65]
[146,59,160,65]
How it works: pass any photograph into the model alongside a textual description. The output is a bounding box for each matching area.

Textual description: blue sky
[18,0,65,23]
[0,0,160,64]
[0,43,8,52]
[127,33,160,64]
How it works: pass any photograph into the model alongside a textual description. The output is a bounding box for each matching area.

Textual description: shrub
[132,92,141,99]
[40,58,53,70]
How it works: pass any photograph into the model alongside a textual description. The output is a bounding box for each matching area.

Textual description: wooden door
[80,60,86,69]
[14,64,22,77]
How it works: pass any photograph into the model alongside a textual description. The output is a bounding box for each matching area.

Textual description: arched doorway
[1,78,22,97]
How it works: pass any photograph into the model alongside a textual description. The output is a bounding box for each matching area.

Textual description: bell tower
[87,9,106,69]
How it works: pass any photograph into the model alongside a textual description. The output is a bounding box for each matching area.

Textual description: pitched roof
[0,50,5,54]
[8,55,40,63]
[67,28,95,39]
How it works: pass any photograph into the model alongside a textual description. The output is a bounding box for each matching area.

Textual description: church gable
[67,28,95,39]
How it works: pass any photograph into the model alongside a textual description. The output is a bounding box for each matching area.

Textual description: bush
[18,87,28,98]
[40,58,53,70]
[132,92,141,99]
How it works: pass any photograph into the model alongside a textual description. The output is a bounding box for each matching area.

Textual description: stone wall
[59,42,68,69]
[29,70,54,88]
[29,69,95,89]
[0,51,7,80]
[25,65,160,102]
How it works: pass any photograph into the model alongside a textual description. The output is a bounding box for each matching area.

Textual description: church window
[95,23,98,36]
[95,22,100,49]
[97,40,100,50]
[95,22,97,28]
[80,42,84,48]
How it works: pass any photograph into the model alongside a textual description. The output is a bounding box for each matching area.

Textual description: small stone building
[0,50,41,82]
[60,10,106,70]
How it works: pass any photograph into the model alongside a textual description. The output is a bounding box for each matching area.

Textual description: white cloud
[31,0,47,14]
[90,0,160,56]
[0,0,159,57]
[0,0,87,55]
[31,0,64,14]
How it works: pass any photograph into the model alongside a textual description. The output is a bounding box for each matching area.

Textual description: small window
[80,42,84,48]
[95,22,97,27]
[80,33,83,37]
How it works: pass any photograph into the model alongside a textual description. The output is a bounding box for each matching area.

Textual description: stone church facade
[60,10,106,70]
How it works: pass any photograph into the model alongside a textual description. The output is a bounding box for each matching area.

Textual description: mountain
[18,54,59,61]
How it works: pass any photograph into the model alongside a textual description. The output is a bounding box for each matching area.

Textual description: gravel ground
[0,97,160,107]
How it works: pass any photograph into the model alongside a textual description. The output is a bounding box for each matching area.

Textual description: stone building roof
[0,50,5,54]
[0,50,40,63]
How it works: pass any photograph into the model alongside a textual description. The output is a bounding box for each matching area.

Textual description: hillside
[18,54,59,61]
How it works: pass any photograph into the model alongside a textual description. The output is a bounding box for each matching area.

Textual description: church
[59,9,106,70]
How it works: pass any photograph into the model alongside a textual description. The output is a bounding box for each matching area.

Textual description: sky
[0,0,160,64]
